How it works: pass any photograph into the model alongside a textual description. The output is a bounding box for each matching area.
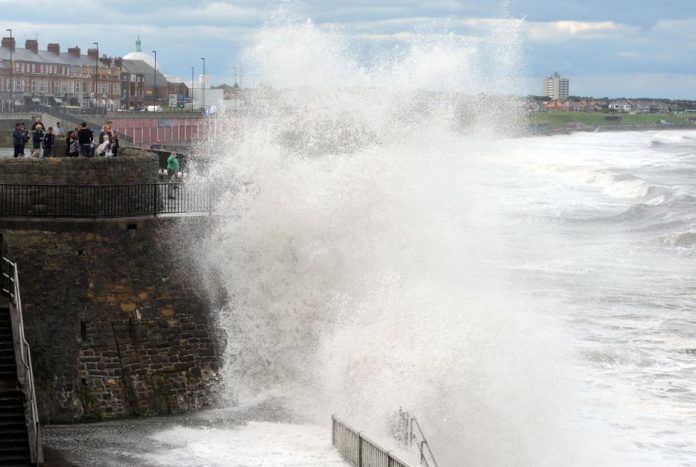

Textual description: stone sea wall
[1,218,225,423]
[0,147,158,185]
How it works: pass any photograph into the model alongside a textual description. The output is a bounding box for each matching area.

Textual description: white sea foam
[140,422,347,467]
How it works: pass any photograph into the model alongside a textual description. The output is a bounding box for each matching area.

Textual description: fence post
[154,183,159,216]
[358,432,363,467]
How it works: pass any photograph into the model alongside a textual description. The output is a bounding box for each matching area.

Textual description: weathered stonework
[0,148,158,185]
[1,218,224,423]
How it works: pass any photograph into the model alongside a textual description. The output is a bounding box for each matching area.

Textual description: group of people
[64,120,120,158]
[11,118,120,158]
[12,118,57,158]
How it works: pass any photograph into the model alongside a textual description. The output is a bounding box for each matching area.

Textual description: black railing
[1,253,43,465]
[0,183,214,218]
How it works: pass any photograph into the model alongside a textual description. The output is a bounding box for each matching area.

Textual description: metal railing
[0,254,43,465]
[0,183,215,218]
[332,415,412,467]
[391,409,439,467]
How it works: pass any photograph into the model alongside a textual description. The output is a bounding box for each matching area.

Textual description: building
[0,35,190,112]
[121,37,188,110]
[543,72,569,100]
[0,37,122,111]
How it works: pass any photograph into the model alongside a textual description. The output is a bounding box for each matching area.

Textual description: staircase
[0,301,31,466]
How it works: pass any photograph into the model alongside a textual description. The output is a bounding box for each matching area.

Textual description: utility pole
[201,57,205,111]
[93,42,99,108]
[191,66,194,111]
[152,50,157,109]
[7,29,12,111]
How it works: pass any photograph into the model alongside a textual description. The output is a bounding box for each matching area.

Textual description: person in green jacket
[167,152,180,199]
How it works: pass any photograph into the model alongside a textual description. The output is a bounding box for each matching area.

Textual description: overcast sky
[2,0,695,98]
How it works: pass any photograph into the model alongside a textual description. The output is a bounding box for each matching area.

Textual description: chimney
[25,39,38,53]
[68,46,81,57]
[47,43,60,55]
[115,57,123,68]
[87,48,98,59]
[101,56,112,67]
[1,36,15,51]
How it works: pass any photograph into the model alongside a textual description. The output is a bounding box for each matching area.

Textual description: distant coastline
[527,111,696,136]
[531,123,696,137]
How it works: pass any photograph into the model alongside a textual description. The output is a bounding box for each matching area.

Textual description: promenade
[0,146,214,219]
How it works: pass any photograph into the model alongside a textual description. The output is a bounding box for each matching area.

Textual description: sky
[1,0,696,99]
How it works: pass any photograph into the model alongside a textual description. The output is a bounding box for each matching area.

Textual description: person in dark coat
[30,125,44,158]
[43,127,55,157]
[77,122,94,157]
[12,123,26,157]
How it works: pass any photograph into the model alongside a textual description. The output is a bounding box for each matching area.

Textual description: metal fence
[332,415,411,467]
[0,183,214,218]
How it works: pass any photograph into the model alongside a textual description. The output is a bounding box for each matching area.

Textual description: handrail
[411,417,439,467]
[332,415,412,467]
[1,256,43,465]
[391,408,440,467]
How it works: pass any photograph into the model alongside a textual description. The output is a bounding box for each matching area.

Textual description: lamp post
[201,57,205,111]
[191,66,194,111]
[6,28,12,111]
[152,50,157,109]
[93,41,99,108]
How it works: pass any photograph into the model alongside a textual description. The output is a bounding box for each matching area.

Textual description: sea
[43,19,696,467]
[43,127,696,467]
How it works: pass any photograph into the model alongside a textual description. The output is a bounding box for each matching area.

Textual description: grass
[529,111,696,128]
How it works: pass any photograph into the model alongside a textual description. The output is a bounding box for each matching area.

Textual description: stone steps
[0,307,30,466]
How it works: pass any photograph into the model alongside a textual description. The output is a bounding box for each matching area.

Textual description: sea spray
[189,17,604,466]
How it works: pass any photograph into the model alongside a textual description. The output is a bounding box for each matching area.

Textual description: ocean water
[44,19,696,467]
[45,128,696,466]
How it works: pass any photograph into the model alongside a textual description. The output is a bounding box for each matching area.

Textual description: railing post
[154,183,159,216]
[358,432,363,467]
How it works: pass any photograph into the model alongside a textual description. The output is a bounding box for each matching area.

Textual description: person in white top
[96,137,113,157]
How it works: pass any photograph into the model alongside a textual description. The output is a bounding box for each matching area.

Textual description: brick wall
[1,218,224,423]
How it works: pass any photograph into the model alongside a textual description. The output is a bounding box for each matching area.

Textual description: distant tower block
[543,72,569,100]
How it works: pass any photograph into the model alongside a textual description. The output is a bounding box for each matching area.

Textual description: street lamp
[6,29,12,111]
[191,66,194,111]
[201,57,205,111]
[93,41,99,108]
[152,50,157,109]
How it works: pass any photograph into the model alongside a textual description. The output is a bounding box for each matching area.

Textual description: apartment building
[543,72,569,100]
[0,37,123,111]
